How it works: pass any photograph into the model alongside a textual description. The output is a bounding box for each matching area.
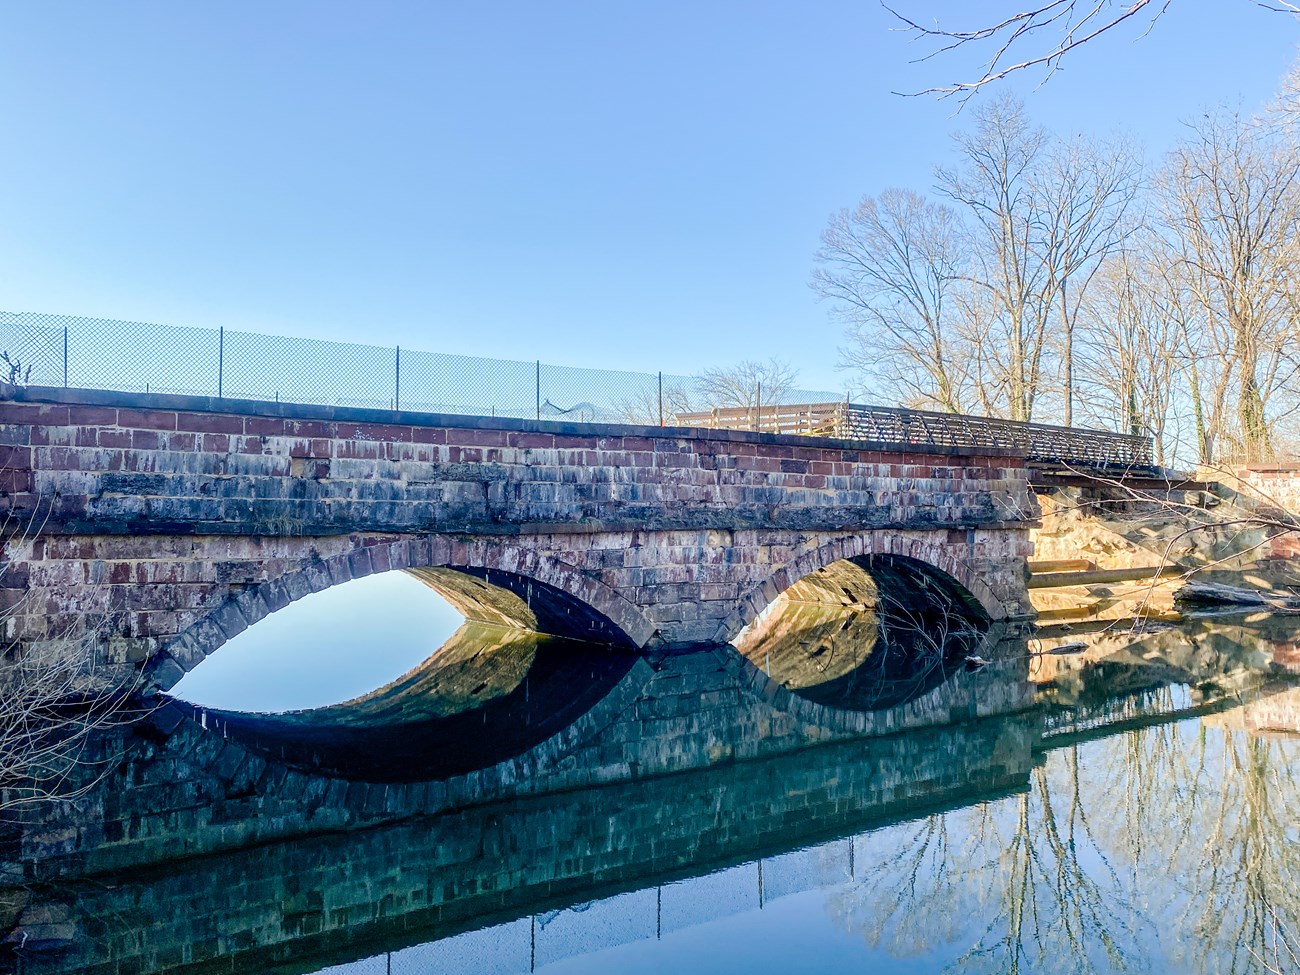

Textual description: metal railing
[674,402,1155,468]
[0,311,837,425]
[0,311,1153,467]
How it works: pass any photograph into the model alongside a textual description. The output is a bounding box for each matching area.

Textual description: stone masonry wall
[0,386,1035,674]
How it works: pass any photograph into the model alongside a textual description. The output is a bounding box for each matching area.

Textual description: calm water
[5,572,1300,975]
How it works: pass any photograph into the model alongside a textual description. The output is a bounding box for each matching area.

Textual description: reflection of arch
[148,536,657,690]
[194,625,642,783]
[731,554,988,713]
[715,532,1002,645]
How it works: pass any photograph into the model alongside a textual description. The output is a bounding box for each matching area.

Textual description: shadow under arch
[187,622,642,783]
[733,554,991,712]
[147,537,657,690]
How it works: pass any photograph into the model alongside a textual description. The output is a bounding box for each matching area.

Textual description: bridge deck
[673,401,1154,470]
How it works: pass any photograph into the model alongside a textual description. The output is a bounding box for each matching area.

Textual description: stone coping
[0,382,1027,461]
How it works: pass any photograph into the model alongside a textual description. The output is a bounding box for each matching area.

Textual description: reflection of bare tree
[833,752,1148,973]
[1173,730,1300,975]
[828,661,1300,973]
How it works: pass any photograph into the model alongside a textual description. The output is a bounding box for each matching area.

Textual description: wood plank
[1027,564,1185,589]
[1028,558,1095,573]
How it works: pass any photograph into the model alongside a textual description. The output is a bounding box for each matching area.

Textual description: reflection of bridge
[0,383,1052,690]
[2,618,1263,975]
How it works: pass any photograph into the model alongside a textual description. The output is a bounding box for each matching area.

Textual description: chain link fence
[0,311,840,425]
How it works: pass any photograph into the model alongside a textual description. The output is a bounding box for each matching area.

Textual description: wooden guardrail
[671,402,1154,469]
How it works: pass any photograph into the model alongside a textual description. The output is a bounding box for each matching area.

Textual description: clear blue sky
[3,2,1297,394]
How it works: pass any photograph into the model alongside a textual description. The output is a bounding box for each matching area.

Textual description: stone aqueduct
[0,385,1038,688]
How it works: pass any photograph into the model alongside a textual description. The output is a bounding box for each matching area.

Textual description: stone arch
[148,534,657,691]
[713,529,1006,646]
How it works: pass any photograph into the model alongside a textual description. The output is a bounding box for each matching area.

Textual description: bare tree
[884,2,1296,101]
[0,502,142,810]
[938,96,1057,422]
[814,188,971,412]
[1034,135,1143,425]
[1075,244,1184,464]
[694,359,799,410]
[0,626,139,810]
[1159,109,1300,462]
[611,380,696,425]
[817,100,1138,425]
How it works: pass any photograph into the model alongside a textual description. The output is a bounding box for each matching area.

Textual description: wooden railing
[671,402,1154,468]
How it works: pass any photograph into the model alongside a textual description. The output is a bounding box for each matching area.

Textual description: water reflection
[194,624,640,781]
[838,693,1300,975]
[5,614,1300,975]
[734,555,987,711]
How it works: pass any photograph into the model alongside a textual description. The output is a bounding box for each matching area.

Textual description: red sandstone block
[245,417,289,436]
[177,412,244,434]
[449,429,507,448]
[167,432,198,451]
[33,406,70,425]
[411,427,447,445]
[335,441,381,460]
[802,474,828,489]
[236,437,269,455]
[553,435,591,449]
[0,470,32,492]
[284,419,333,438]
[202,433,231,453]
[509,433,556,449]
[117,409,177,431]
[369,546,392,573]
[132,430,162,451]
[96,429,132,449]
[42,446,81,470]
[0,445,32,470]
[63,406,116,425]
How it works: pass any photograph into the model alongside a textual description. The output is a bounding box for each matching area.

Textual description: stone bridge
[0,384,1036,688]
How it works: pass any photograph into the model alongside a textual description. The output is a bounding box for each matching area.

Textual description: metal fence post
[535,360,541,420]
[395,346,401,411]
[658,372,663,426]
[62,326,68,387]
[218,326,224,398]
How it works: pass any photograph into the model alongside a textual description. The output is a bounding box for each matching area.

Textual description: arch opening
[405,566,635,647]
[187,623,640,783]
[154,540,652,694]
[734,555,990,712]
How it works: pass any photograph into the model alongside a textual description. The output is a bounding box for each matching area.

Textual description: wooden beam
[1027,564,1186,589]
